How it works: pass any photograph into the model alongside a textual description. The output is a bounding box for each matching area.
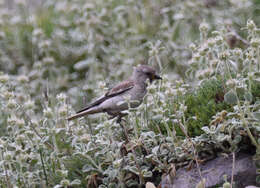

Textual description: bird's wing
[76,80,134,113]
[105,80,134,97]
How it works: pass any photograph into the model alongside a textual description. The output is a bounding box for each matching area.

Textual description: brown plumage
[67,65,161,121]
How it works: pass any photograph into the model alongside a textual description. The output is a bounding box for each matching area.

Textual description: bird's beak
[154,74,162,80]
[150,74,162,83]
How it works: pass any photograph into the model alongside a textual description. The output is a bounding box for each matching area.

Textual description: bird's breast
[129,85,147,101]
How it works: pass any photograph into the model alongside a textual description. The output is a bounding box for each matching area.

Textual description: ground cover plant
[0,0,260,187]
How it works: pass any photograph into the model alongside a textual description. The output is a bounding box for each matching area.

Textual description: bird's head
[133,65,162,83]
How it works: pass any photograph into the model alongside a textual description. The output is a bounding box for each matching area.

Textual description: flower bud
[42,56,55,66]
[17,118,25,128]
[39,40,51,50]
[0,31,5,40]
[211,59,219,68]
[189,60,198,68]
[193,53,201,61]
[16,134,26,144]
[17,75,29,84]
[4,151,12,161]
[80,134,91,143]
[248,72,254,80]
[226,79,236,88]
[24,100,35,110]
[60,179,70,186]
[215,36,224,45]
[25,130,34,138]
[3,91,14,100]
[233,48,242,57]
[199,22,209,33]
[7,99,16,109]
[33,61,42,69]
[7,115,18,126]
[199,47,209,56]
[223,182,231,188]
[113,159,122,169]
[0,74,9,84]
[197,68,213,79]
[246,50,253,60]
[15,0,26,6]
[43,107,53,118]
[219,51,230,60]
[212,31,220,36]
[57,169,68,178]
[207,38,216,47]
[58,105,67,117]
[83,3,95,11]
[57,93,67,102]
[0,138,6,148]
[180,104,187,112]
[32,28,43,38]
[247,20,256,31]
[250,38,260,48]
[147,84,156,94]
[189,43,196,51]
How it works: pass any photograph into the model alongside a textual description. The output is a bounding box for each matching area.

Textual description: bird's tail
[67,106,102,121]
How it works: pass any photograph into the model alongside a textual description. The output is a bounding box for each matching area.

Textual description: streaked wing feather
[106,80,134,97]
[76,95,108,113]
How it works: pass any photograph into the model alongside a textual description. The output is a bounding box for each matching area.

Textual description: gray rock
[161,153,258,188]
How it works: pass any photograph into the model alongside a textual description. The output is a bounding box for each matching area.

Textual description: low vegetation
[0,0,260,187]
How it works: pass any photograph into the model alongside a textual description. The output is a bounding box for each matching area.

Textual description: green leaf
[142,169,153,178]
[201,126,215,134]
[55,128,66,134]
[236,87,245,96]
[152,146,159,154]
[74,59,92,71]
[253,78,260,83]
[224,90,238,105]
[126,179,138,187]
[53,185,62,188]
[256,175,260,184]
[253,101,260,111]
[70,179,81,185]
[233,135,242,144]
[216,134,229,142]
[82,164,96,173]
[128,166,139,175]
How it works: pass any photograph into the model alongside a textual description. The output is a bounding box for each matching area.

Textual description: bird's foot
[120,124,129,143]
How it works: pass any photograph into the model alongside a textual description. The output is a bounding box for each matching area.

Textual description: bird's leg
[117,113,133,133]
[116,114,129,143]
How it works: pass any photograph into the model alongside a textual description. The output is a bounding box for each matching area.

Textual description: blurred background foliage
[0,0,260,187]
[0,0,258,112]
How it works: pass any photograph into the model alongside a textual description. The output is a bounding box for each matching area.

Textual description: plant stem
[231,152,235,188]
[1,151,11,188]
[179,122,203,182]
[235,90,259,149]
[225,55,259,149]
[257,47,260,71]
[131,148,144,187]
[39,149,49,186]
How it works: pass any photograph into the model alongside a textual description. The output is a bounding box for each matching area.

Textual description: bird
[67,65,162,121]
